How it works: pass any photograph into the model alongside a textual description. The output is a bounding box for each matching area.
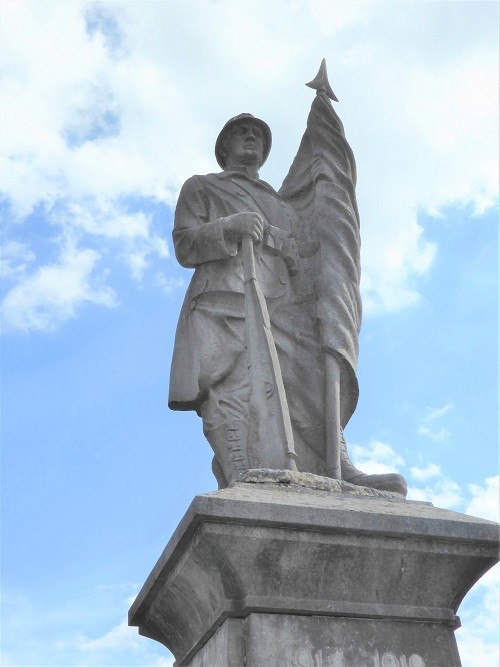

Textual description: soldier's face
[224,123,265,166]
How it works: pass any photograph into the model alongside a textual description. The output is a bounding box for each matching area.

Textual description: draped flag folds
[279,90,362,428]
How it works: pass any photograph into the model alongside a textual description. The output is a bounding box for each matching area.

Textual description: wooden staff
[242,235,298,471]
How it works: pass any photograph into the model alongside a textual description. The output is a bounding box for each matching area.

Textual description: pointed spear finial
[306,58,338,101]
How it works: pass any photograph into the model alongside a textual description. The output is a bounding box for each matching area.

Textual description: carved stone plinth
[129,481,499,666]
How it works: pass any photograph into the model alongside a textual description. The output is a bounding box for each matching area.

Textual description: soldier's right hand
[222,212,264,244]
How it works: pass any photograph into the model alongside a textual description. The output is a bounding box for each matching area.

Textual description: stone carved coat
[168,171,300,414]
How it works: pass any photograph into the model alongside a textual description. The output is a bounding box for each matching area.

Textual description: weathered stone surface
[188,618,245,667]
[243,613,457,666]
[168,61,407,495]
[129,483,499,666]
[238,468,405,499]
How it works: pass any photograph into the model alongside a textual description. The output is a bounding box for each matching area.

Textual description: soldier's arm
[173,176,239,268]
[173,176,263,268]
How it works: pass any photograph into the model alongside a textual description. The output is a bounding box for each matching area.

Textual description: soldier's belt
[262,224,289,255]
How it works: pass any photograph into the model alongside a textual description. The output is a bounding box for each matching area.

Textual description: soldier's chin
[240,150,261,165]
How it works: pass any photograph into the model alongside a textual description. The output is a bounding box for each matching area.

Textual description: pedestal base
[129,482,498,666]
[191,613,458,667]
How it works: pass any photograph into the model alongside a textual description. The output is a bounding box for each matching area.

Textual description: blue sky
[1,1,498,665]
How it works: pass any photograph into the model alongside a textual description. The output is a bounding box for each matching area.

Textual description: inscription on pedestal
[292,648,425,667]
[245,614,456,667]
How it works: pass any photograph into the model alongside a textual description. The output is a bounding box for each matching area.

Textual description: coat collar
[213,170,281,198]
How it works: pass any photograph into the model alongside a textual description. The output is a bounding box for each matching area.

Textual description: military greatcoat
[169,171,299,408]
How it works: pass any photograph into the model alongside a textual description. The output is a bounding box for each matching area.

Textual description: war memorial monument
[129,61,499,666]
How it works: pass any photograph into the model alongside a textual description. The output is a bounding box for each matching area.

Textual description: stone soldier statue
[169,61,407,496]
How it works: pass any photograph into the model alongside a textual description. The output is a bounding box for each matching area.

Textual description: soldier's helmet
[215,113,272,169]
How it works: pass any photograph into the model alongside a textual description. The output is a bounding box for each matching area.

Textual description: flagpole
[306,59,344,481]
[324,353,342,479]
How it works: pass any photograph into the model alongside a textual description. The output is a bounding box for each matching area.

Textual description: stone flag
[280,88,362,429]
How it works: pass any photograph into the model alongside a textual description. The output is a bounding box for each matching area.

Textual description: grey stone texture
[168,61,406,494]
[129,482,499,666]
[238,468,405,499]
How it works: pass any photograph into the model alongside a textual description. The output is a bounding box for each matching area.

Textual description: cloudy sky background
[1,1,498,665]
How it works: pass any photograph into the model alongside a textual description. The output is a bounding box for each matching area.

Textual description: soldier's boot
[211,457,228,490]
[206,420,249,489]
[339,430,408,496]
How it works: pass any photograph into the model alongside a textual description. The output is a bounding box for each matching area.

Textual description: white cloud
[352,439,405,475]
[67,592,143,652]
[403,53,499,217]
[0,240,36,282]
[457,629,500,667]
[74,619,142,652]
[418,425,450,443]
[308,0,370,35]
[466,475,499,522]
[2,585,175,667]
[341,27,498,315]
[422,402,455,423]
[1,1,498,330]
[407,470,499,518]
[68,204,153,240]
[59,592,176,667]
[406,451,467,510]
[70,615,174,666]
[407,478,463,510]
[457,566,500,667]
[150,660,174,667]
[410,463,441,482]
[156,273,185,295]
[1,1,178,320]
[360,215,437,315]
[418,402,455,442]
[472,565,499,599]
[65,202,170,282]
[1,245,117,332]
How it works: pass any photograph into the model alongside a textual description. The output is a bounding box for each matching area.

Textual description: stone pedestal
[129,481,499,666]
